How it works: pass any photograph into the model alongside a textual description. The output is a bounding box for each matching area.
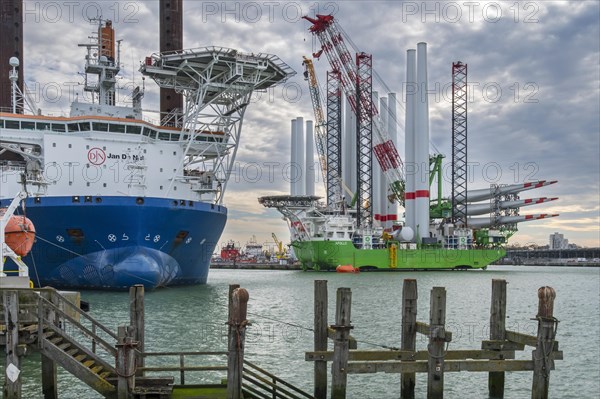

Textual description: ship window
[170,133,179,141]
[36,122,50,130]
[51,123,65,132]
[79,122,91,131]
[147,129,157,139]
[142,128,150,136]
[160,168,163,172]
[126,125,141,134]
[21,121,35,130]
[0,120,3,128]
[158,132,170,141]
[5,120,19,129]
[109,124,126,133]
[67,123,79,132]
[92,122,109,132]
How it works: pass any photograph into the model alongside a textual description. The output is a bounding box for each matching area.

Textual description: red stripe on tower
[405,192,416,200]
[415,190,429,198]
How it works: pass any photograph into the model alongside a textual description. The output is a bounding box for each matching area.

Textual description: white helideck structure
[140,47,295,203]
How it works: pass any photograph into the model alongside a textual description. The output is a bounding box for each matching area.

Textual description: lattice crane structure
[303,14,406,207]
[140,47,294,204]
[451,61,468,226]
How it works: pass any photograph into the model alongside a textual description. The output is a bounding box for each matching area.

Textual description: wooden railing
[139,351,228,385]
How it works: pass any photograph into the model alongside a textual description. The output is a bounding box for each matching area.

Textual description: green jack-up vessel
[259,16,558,272]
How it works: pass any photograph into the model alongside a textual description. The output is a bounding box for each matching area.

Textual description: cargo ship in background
[260,15,559,272]
[0,19,293,289]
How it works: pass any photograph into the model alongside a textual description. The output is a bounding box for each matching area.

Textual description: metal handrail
[243,360,315,399]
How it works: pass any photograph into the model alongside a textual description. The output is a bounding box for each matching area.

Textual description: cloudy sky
[19,0,599,249]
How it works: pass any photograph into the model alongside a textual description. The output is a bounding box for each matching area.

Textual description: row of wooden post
[312,279,559,399]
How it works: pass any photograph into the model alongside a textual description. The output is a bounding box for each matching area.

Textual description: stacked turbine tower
[404,44,431,242]
[403,47,559,243]
[289,117,317,196]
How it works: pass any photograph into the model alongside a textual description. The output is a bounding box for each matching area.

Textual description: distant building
[549,232,569,249]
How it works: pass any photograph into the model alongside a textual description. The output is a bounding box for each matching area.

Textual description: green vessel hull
[293,240,506,271]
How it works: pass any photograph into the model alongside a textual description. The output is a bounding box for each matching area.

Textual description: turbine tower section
[356,52,373,228]
[159,0,184,126]
[0,0,24,113]
[451,61,468,226]
[326,70,343,207]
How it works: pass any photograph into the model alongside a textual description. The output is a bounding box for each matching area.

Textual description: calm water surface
[4,265,600,398]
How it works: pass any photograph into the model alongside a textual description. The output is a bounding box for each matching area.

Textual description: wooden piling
[532,286,557,399]
[427,287,446,399]
[227,286,249,399]
[489,279,507,398]
[401,279,418,398]
[331,287,352,399]
[129,284,145,376]
[116,325,137,399]
[2,290,21,399]
[41,353,58,399]
[39,290,58,399]
[314,280,328,399]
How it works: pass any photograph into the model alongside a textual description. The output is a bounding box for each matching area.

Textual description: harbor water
[3,265,599,398]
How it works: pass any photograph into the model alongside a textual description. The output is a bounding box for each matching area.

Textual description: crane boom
[301,56,328,189]
[302,56,353,206]
[303,14,406,204]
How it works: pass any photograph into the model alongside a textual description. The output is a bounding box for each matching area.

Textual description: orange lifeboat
[336,264,360,274]
[1,209,36,257]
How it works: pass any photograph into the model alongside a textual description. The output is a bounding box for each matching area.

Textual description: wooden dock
[2,279,562,398]
[306,279,562,399]
[1,285,313,399]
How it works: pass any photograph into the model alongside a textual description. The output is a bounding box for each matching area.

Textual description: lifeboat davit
[1,210,36,257]
[336,265,360,274]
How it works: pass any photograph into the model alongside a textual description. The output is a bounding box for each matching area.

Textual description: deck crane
[302,56,351,208]
[301,57,328,193]
[303,14,406,205]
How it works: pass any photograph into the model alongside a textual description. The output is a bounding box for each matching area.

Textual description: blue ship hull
[0,196,227,290]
